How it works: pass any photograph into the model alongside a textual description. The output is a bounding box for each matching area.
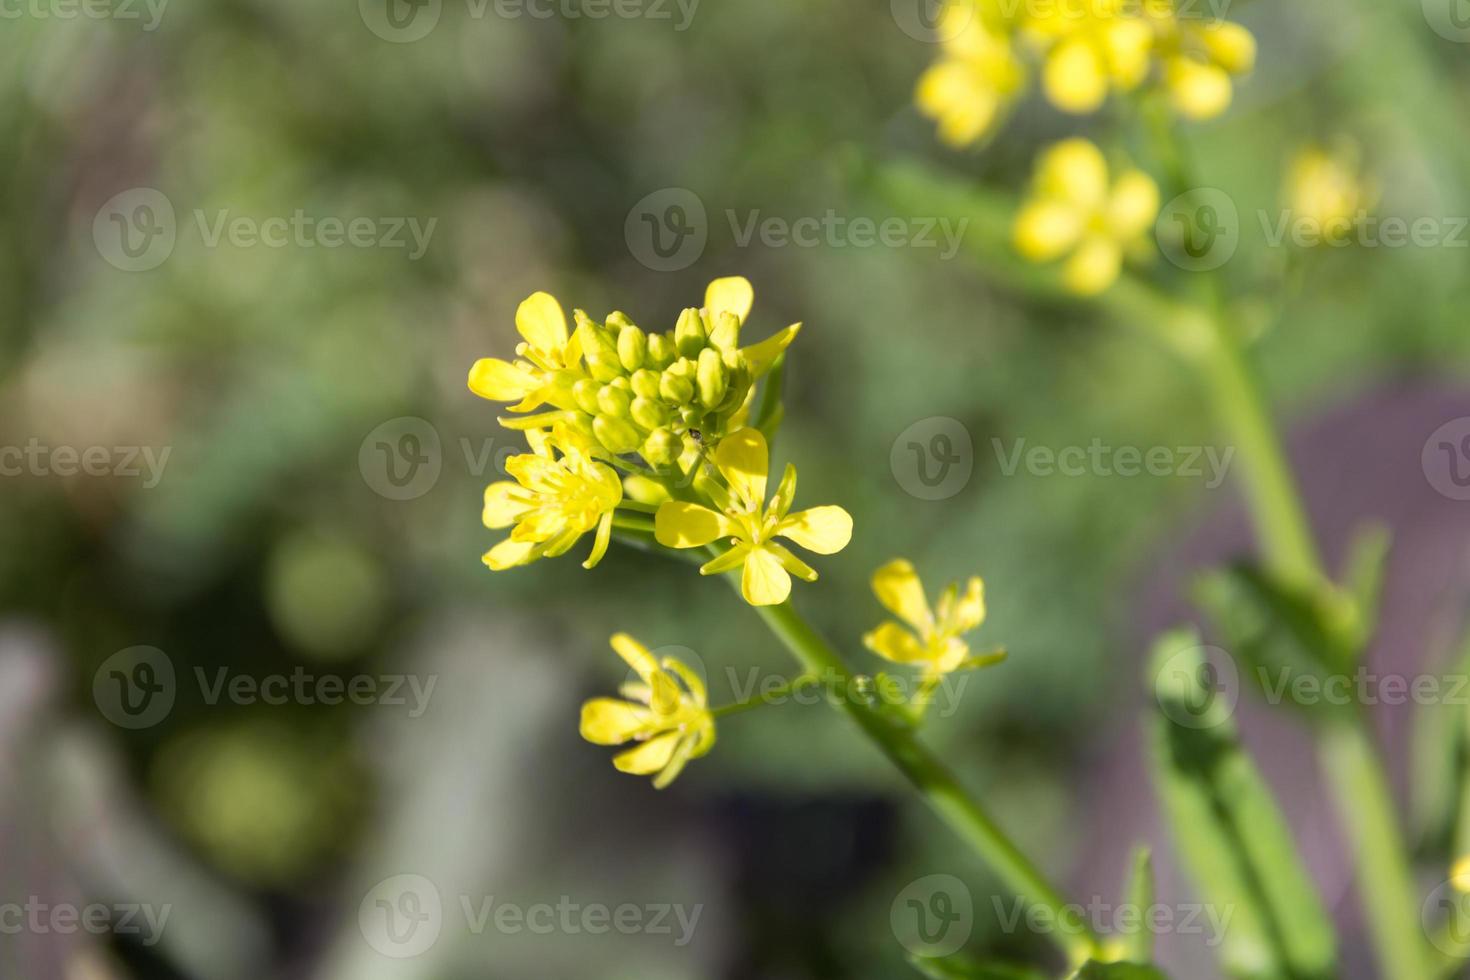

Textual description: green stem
[749,597,1101,966]
[711,673,816,719]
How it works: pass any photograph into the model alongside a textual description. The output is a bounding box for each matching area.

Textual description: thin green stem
[711,673,817,719]
[748,596,1101,966]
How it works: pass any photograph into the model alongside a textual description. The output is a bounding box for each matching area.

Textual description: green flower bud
[572,378,602,416]
[659,368,695,405]
[674,307,707,357]
[606,311,635,332]
[630,368,662,399]
[617,325,647,372]
[581,320,618,360]
[643,427,677,466]
[680,405,704,426]
[631,396,670,431]
[597,384,632,418]
[708,310,741,351]
[586,352,623,383]
[645,333,676,369]
[593,413,642,454]
[697,347,728,409]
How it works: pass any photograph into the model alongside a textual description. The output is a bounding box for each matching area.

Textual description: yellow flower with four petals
[864,559,1003,681]
[579,633,716,788]
[655,427,853,606]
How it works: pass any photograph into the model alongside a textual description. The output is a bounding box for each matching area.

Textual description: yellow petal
[650,735,699,789]
[515,291,568,353]
[1036,138,1109,211]
[1062,236,1122,295]
[741,323,801,376]
[468,358,538,402]
[1167,57,1232,120]
[713,427,769,510]
[704,276,754,325]
[741,547,792,606]
[951,576,986,633]
[863,621,929,664]
[777,506,853,555]
[700,543,751,576]
[1101,19,1153,90]
[580,698,653,745]
[871,559,933,633]
[768,542,818,582]
[610,632,659,684]
[1452,854,1470,893]
[1042,38,1108,114]
[1198,21,1255,75]
[613,732,679,776]
[482,537,537,571]
[1013,201,1084,262]
[917,61,1002,146]
[655,501,733,548]
[482,482,528,529]
[1107,169,1160,239]
[582,511,614,569]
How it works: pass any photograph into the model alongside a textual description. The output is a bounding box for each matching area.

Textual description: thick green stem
[1318,720,1436,980]
[750,598,1101,966]
[1197,313,1434,979]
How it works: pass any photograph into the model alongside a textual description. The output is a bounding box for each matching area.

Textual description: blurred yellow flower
[1146,5,1256,120]
[1452,854,1470,893]
[916,0,1025,146]
[654,427,853,606]
[1013,138,1160,295]
[1023,0,1154,114]
[580,633,715,788]
[481,427,622,571]
[1285,145,1370,245]
[863,559,1003,679]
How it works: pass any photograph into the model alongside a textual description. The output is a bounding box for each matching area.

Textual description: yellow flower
[1147,5,1256,120]
[468,291,582,412]
[916,0,1025,146]
[481,428,622,571]
[863,559,1001,679]
[654,427,853,606]
[1451,854,1470,894]
[580,633,715,789]
[1285,145,1369,245]
[1013,138,1159,295]
[1024,0,1154,114]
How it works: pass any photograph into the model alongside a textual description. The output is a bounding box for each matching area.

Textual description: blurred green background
[4,0,1470,977]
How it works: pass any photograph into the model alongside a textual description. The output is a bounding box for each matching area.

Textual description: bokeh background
[4,0,1470,977]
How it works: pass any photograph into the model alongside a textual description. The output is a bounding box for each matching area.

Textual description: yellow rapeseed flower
[481,427,622,571]
[863,559,1002,679]
[654,427,853,606]
[1023,0,1154,114]
[916,0,1026,146]
[580,633,715,788]
[1144,3,1256,120]
[1285,145,1370,245]
[1013,138,1159,295]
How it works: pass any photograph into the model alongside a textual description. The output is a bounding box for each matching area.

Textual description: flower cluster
[864,559,1003,682]
[915,0,1256,147]
[1012,138,1160,294]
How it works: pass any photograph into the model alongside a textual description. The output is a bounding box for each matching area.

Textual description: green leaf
[1120,847,1155,963]
[1412,616,1470,860]
[1147,629,1338,980]
[906,953,1046,979]
[1339,523,1391,652]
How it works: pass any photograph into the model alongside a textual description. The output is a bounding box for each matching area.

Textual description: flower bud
[605,311,635,333]
[680,405,704,426]
[645,333,675,370]
[659,367,695,405]
[674,307,707,357]
[617,326,647,372]
[642,427,677,466]
[630,368,662,400]
[596,384,632,418]
[631,396,670,431]
[707,310,741,351]
[572,378,602,416]
[586,352,623,382]
[697,347,728,409]
[593,414,642,454]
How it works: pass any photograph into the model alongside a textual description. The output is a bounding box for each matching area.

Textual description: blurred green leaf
[1066,962,1168,980]
[1120,847,1155,964]
[907,953,1047,979]
[1147,629,1338,980]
